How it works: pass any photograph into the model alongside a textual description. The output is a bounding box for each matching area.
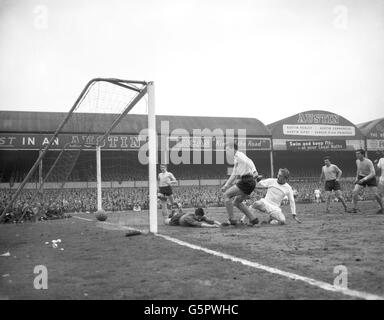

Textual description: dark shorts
[159,185,173,196]
[325,179,341,191]
[236,175,256,195]
[356,175,377,187]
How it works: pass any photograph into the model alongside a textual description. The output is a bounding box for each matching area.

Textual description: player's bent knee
[233,198,244,207]
[271,211,285,224]
[252,201,263,210]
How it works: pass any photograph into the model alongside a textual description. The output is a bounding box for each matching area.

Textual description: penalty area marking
[71,216,384,300]
[155,233,384,301]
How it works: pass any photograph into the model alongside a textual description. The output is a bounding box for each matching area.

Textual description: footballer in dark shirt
[165,207,220,228]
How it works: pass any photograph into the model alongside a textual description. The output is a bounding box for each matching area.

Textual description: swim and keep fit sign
[286,140,347,151]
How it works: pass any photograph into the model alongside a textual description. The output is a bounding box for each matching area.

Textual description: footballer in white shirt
[242,168,301,225]
[221,141,260,226]
[374,154,384,214]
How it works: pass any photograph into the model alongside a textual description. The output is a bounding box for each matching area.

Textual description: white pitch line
[72,216,93,222]
[72,216,147,233]
[101,221,147,233]
[156,233,384,301]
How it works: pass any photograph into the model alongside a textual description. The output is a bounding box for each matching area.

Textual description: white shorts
[256,199,286,223]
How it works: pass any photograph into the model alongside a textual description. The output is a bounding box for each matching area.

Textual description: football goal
[0,78,158,233]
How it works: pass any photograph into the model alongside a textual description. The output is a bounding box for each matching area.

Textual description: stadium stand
[357,117,384,158]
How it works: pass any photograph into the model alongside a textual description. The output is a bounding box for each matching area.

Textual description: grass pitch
[1,201,383,300]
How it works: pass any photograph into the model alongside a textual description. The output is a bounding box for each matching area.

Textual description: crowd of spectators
[1,164,359,185]
[0,188,149,223]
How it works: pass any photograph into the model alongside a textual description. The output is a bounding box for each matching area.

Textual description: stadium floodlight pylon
[0,78,158,233]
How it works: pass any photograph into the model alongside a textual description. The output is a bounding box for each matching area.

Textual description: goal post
[96,145,102,212]
[0,78,158,233]
[93,81,157,233]
[147,82,158,233]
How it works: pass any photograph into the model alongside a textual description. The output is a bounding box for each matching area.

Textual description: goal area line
[72,216,384,300]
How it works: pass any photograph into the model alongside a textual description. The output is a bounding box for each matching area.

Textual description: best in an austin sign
[0,134,146,150]
[0,133,271,151]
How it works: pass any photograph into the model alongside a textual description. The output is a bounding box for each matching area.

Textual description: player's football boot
[249,217,259,225]
[221,218,239,227]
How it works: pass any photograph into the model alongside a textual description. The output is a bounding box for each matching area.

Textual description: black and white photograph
[0,0,383,307]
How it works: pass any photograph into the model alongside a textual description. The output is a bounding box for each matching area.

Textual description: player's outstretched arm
[202,216,221,227]
[200,222,219,228]
[288,190,301,223]
[213,220,222,227]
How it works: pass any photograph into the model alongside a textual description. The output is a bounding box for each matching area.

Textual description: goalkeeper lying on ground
[164,206,221,228]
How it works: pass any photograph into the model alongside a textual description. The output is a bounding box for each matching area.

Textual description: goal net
[0,78,158,233]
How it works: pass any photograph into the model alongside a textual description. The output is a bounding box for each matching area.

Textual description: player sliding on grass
[241,168,301,225]
[158,164,178,220]
[164,207,221,228]
[319,156,348,213]
[221,141,260,226]
[349,149,383,214]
